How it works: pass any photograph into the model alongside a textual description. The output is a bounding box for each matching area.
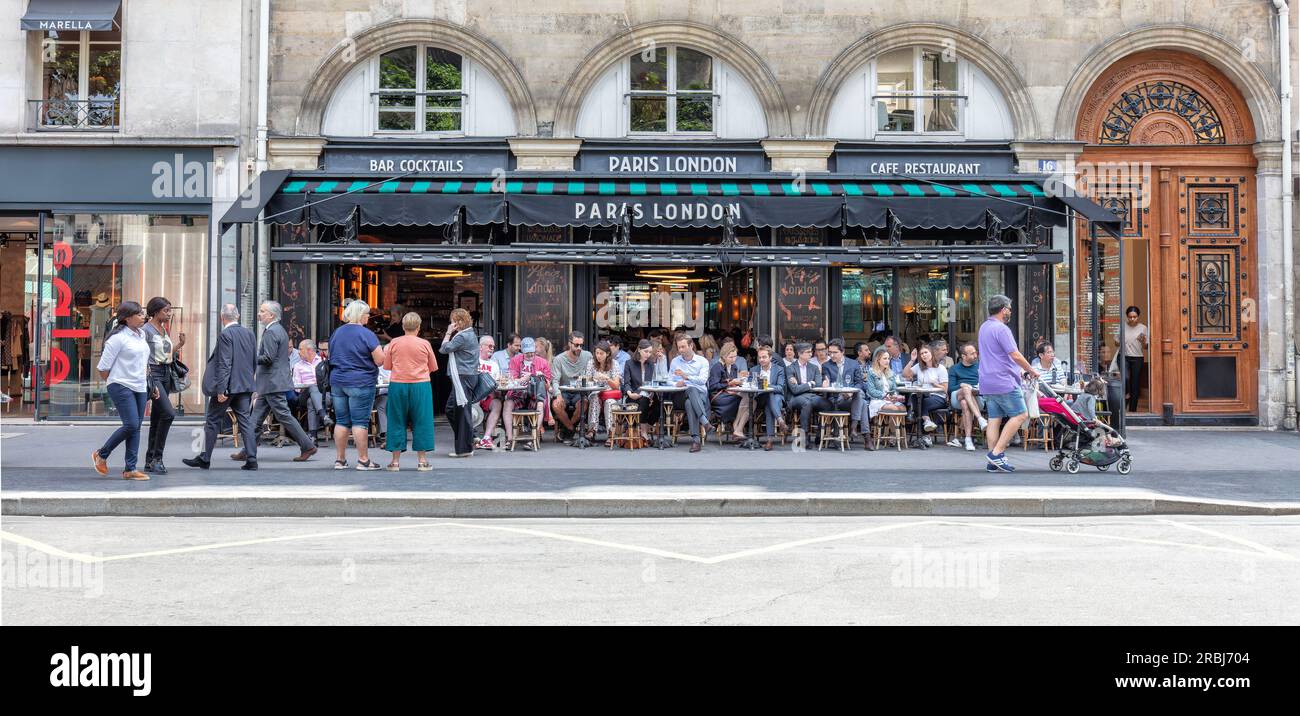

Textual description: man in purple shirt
[977,294,1039,472]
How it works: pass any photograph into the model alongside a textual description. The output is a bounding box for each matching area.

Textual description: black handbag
[468,372,495,403]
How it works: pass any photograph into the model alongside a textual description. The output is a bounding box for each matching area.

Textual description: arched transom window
[628,46,716,135]
[376,45,465,133]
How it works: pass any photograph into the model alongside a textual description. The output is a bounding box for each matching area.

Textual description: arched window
[629,46,715,135]
[321,44,516,137]
[575,45,766,139]
[376,46,464,133]
[825,47,1012,141]
[873,47,960,134]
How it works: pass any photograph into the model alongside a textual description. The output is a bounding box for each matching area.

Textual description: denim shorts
[983,390,1026,419]
[332,385,376,428]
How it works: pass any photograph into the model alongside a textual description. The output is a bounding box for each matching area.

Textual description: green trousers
[385,381,436,452]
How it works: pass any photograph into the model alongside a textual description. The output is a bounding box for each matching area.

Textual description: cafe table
[896,383,945,449]
[732,384,777,450]
[637,383,687,449]
[557,383,607,449]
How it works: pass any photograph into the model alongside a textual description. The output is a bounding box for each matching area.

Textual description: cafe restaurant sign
[833,148,1016,176]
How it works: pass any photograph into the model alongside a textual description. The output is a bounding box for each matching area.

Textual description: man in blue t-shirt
[977,295,1039,472]
[946,342,987,451]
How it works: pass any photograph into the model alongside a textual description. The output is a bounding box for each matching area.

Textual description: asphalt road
[3,515,1297,625]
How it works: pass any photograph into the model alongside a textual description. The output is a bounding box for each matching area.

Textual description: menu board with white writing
[518,264,570,340]
[776,267,826,343]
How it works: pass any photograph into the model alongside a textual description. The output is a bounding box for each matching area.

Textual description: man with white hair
[291,338,331,433]
[230,301,317,466]
[184,304,256,470]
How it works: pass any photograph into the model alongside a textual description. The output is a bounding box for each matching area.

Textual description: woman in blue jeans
[91,301,152,480]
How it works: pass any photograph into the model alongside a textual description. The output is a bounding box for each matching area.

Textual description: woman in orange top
[382,312,439,471]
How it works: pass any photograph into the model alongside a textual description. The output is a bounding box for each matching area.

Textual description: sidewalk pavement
[2,422,1298,517]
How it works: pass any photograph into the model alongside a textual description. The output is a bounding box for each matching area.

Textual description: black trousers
[145,388,176,464]
[1124,357,1144,412]
[249,391,314,457]
[446,379,477,455]
[201,392,254,462]
[629,394,661,424]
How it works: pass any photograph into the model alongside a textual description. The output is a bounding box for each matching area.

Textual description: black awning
[263,178,504,226]
[252,174,1121,233]
[20,0,119,31]
[218,169,290,234]
[270,244,496,265]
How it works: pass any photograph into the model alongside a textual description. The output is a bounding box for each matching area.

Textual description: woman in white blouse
[91,301,153,480]
[913,343,950,436]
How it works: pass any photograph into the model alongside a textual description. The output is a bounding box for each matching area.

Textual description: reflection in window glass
[37,215,210,417]
[841,268,893,345]
[630,96,668,132]
[630,47,667,90]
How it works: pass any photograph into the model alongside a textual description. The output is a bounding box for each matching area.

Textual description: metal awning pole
[1090,222,1099,377]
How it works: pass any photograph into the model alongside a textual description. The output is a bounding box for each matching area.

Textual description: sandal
[416,461,433,471]
[385,463,401,472]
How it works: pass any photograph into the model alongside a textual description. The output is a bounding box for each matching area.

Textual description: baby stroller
[1036,381,1133,475]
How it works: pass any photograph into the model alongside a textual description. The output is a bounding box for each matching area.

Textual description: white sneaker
[923,417,937,432]
[977,416,989,430]
[946,437,963,448]
[964,437,976,451]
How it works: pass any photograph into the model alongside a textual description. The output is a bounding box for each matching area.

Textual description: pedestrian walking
[141,296,187,474]
[977,294,1039,472]
[91,301,152,480]
[229,301,318,467]
[183,304,257,470]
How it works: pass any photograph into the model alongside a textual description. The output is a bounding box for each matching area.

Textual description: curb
[4,496,1299,518]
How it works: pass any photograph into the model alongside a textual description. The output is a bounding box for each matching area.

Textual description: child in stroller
[1035,380,1133,474]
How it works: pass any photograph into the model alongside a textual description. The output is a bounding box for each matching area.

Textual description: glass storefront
[31,213,209,417]
[840,265,1005,352]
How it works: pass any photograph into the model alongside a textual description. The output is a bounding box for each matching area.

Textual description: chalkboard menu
[518,264,570,340]
[776,267,826,343]
[1023,264,1050,353]
[519,225,568,243]
[778,227,823,246]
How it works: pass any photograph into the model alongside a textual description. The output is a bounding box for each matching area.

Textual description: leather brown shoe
[293,447,318,462]
[689,440,701,453]
[121,470,150,481]
[763,439,774,451]
[230,450,247,461]
[91,450,108,476]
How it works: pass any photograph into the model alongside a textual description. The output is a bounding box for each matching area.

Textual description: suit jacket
[707,361,741,400]
[202,323,256,397]
[255,321,294,394]
[745,361,787,401]
[786,361,819,397]
[821,359,864,390]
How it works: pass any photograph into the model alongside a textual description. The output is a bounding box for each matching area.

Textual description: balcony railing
[28,98,119,131]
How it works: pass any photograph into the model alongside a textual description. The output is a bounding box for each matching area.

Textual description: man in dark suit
[745,345,787,451]
[230,301,317,466]
[184,304,258,470]
[787,342,831,441]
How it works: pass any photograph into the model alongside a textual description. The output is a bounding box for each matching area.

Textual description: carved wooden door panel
[1172,172,1255,413]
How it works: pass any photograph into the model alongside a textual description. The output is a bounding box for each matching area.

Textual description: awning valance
[268,242,1062,267]
[242,173,1121,232]
[20,0,119,31]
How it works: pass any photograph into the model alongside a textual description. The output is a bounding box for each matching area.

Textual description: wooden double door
[1081,149,1257,418]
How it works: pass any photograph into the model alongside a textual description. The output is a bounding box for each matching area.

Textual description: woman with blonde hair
[439,308,480,457]
[534,336,556,427]
[383,312,438,471]
[698,334,719,363]
[327,299,386,471]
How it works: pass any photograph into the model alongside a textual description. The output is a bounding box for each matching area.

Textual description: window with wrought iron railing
[33,7,120,130]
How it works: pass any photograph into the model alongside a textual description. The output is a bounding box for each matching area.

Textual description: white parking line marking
[1157,518,1300,561]
[2,518,1294,567]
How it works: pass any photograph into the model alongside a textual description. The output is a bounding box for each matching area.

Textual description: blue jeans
[99,383,148,471]
[332,385,376,429]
